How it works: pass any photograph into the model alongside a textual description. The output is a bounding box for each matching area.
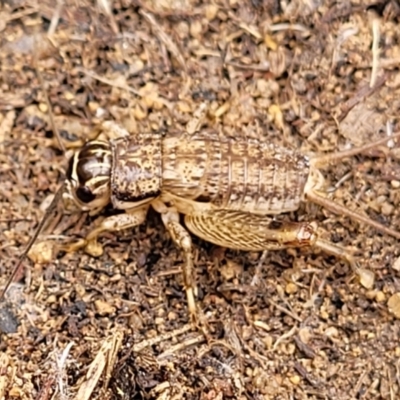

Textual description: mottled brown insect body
[5,121,400,322]
[79,130,311,215]
[162,130,310,214]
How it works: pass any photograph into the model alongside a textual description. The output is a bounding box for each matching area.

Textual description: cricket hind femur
[66,140,113,209]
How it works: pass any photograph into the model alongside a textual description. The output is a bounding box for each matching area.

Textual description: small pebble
[289,375,301,385]
[46,295,57,304]
[381,202,394,216]
[94,299,115,316]
[325,327,339,338]
[388,293,400,318]
[0,305,18,334]
[391,180,400,188]
[190,20,202,38]
[285,282,298,294]
[298,327,311,344]
[205,4,218,20]
[375,291,385,303]
[38,102,48,113]
[392,256,400,271]
[64,91,75,100]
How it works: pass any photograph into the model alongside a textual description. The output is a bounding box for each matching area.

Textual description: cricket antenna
[0,183,65,300]
[311,131,400,167]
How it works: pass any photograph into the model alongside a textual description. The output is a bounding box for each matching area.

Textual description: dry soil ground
[1,1,400,399]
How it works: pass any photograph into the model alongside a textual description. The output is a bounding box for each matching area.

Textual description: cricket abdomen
[162,130,310,215]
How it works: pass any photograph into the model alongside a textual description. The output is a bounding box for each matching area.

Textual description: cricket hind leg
[184,209,319,252]
[184,209,368,284]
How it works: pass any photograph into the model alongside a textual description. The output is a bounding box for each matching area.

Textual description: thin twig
[47,0,64,36]
[370,13,380,88]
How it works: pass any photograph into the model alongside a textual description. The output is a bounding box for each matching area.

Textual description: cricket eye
[75,186,97,203]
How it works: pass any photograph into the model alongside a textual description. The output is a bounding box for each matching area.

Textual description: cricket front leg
[58,206,149,257]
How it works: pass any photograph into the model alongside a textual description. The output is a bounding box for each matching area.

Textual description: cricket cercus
[3,121,400,321]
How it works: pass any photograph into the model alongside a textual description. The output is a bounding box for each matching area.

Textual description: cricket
[2,120,400,322]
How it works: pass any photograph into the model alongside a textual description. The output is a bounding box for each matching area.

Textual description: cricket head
[64,140,112,214]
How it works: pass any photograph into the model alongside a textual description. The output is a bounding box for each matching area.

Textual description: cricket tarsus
[0,184,65,300]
